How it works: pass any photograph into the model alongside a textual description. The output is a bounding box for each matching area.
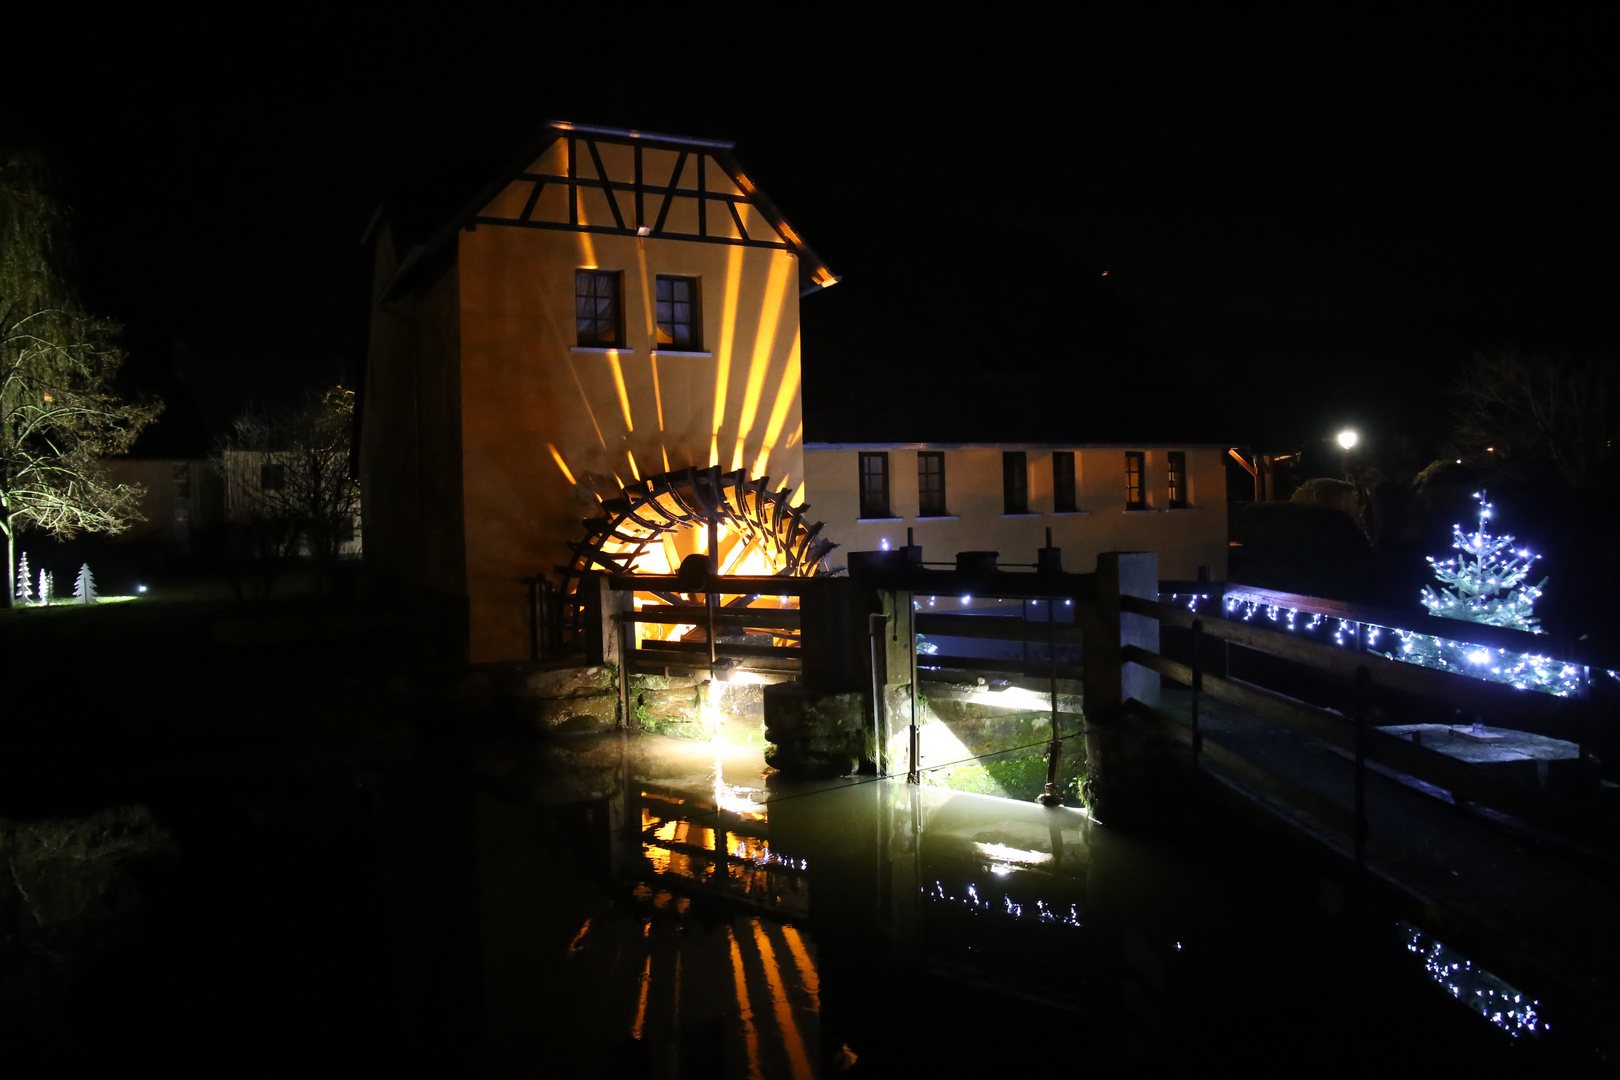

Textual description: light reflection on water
[922,879,1085,928]
[495,731,1097,1075]
[485,731,1585,1076]
[1403,922,1545,1038]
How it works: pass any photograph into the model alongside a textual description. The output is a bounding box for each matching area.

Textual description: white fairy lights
[1403,922,1545,1037]
[1381,492,1584,697]
[1202,494,1588,697]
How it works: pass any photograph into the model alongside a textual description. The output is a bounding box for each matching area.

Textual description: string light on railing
[1378,492,1585,697]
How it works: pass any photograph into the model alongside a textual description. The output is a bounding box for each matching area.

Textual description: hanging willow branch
[1,149,161,567]
[0,303,162,541]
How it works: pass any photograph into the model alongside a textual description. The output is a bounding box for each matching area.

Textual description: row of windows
[857,450,1188,518]
[576,269,701,350]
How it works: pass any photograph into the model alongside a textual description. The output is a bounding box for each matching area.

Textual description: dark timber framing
[482,163,793,250]
[378,121,840,302]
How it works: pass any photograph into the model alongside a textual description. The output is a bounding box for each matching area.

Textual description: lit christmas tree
[14,551,31,603]
[73,562,97,604]
[1384,492,1583,696]
[38,567,52,605]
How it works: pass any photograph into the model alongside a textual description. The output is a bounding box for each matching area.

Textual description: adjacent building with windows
[803,443,1228,581]
[218,449,364,559]
[100,457,223,556]
[360,118,1232,664]
[360,122,837,662]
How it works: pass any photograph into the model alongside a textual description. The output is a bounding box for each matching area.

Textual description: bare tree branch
[2,150,162,604]
[1451,348,1619,490]
[210,387,360,593]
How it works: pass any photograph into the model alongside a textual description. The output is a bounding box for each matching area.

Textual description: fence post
[579,574,627,671]
[1191,619,1204,766]
[526,577,541,662]
[618,615,632,729]
[1353,665,1370,864]
[1080,552,1160,823]
[580,573,607,666]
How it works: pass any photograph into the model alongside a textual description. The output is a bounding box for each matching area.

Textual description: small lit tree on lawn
[2,151,160,606]
[1383,492,1583,696]
[73,561,95,604]
[14,550,30,602]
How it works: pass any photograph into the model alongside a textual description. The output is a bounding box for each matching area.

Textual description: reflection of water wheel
[557,466,838,651]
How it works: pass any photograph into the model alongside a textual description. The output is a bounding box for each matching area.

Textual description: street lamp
[1337,429,1358,450]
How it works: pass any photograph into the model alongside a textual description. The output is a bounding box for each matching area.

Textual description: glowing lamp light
[136,585,147,593]
[1337,429,1358,450]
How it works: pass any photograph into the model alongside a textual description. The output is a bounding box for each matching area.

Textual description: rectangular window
[260,462,286,493]
[917,451,947,516]
[655,275,701,350]
[575,269,622,347]
[1052,451,1076,513]
[1125,452,1145,509]
[859,452,890,518]
[1003,451,1028,514]
[1167,451,1187,508]
[172,461,191,499]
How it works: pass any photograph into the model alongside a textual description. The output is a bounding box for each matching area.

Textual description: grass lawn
[1,569,421,806]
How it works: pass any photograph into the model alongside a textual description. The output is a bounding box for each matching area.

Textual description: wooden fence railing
[603,573,806,677]
[914,610,1084,682]
[1122,594,1620,858]
[1180,581,1610,674]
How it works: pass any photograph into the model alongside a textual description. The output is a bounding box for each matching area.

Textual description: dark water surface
[2,731,1608,1076]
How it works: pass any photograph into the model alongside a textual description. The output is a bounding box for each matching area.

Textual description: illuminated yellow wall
[458,140,805,661]
[802,446,1229,580]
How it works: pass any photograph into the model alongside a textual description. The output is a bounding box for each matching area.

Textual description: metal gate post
[869,612,889,776]
[706,520,719,671]
[1039,595,1064,806]
[907,591,919,784]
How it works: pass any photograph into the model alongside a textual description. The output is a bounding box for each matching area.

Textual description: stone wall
[508,664,620,732]
[402,660,775,743]
[762,684,868,778]
[627,670,703,739]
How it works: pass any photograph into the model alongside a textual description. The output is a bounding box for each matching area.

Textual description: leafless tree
[211,387,360,595]
[1452,348,1618,490]
[1,151,160,605]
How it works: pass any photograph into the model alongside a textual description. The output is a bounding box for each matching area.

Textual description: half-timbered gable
[361,122,837,662]
[468,124,836,290]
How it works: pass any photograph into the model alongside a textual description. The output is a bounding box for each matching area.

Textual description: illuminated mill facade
[361,122,838,662]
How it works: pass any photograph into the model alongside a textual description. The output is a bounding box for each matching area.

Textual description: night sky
[2,12,1612,457]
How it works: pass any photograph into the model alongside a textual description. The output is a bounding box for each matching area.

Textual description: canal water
[1,730,1608,1076]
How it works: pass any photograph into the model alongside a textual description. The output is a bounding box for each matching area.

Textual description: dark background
[2,11,1611,454]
